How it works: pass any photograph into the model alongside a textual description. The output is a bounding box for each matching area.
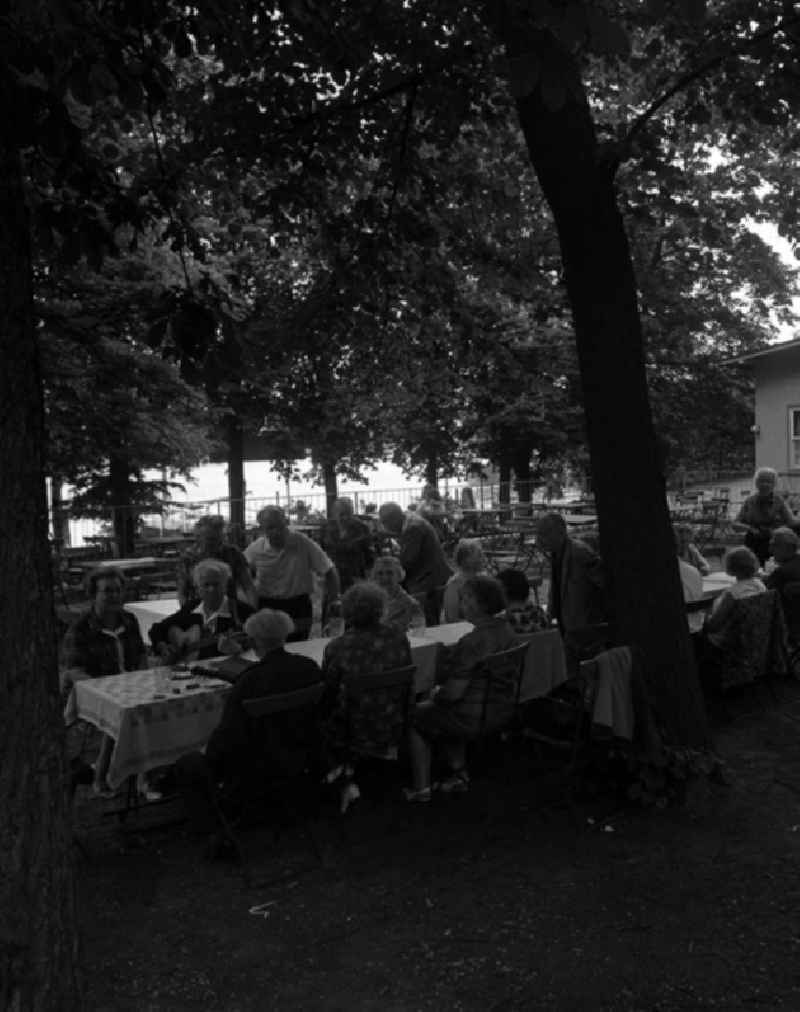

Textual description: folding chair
[477,641,531,736]
[778,582,800,674]
[336,664,416,810]
[211,682,327,880]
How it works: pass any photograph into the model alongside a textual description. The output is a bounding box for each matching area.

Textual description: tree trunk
[51,476,70,550]
[226,416,245,547]
[513,449,532,513]
[424,457,438,488]
[498,457,512,505]
[322,460,339,516]
[109,455,136,557]
[0,139,82,1010]
[494,13,707,746]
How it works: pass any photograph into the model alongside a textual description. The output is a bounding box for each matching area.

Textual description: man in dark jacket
[378,502,453,626]
[175,608,322,857]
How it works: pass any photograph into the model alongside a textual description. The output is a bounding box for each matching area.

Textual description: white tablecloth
[74,670,230,789]
[702,572,735,594]
[125,598,179,642]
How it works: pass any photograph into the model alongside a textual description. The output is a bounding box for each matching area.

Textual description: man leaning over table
[535,512,607,663]
[174,609,322,860]
[377,502,453,627]
[244,506,341,641]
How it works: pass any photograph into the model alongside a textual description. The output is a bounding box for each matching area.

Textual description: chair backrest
[243,682,325,718]
[345,664,416,696]
[479,641,530,726]
[780,582,800,642]
[342,664,416,759]
[719,590,786,690]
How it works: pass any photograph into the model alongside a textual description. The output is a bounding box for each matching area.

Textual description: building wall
[754,345,800,493]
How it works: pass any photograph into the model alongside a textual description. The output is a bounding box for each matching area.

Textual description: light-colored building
[731,338,800,493]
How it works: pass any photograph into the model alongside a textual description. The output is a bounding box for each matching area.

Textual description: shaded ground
[78,683,800,1012]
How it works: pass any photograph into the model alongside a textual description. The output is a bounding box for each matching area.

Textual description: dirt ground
[75,677,800,1012]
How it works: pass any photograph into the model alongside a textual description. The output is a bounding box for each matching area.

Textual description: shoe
[436,769,470,794]
[91,780,116,799]
[339,781,361,814]
[403,786,432,803]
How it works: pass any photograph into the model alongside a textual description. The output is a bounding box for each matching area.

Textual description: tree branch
[622,10,800,152]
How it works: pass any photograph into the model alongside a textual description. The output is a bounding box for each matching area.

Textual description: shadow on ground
[78,682,800,1011]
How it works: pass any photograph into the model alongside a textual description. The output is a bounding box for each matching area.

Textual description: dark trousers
[257,593,313,641]
[422,586,444,628]
[175,752,224,835]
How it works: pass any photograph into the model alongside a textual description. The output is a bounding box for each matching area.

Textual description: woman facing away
[703,546,766,649]
[405,575,517,802]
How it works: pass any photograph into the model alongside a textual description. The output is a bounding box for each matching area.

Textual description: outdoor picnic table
[72,668,231,789]
[73,623,570,788]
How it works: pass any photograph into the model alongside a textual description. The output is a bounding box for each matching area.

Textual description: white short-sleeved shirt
[244,532,333,598]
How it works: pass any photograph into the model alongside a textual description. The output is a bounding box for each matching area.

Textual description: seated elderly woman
[703,546,766,649]
[62,566,147,794]
[175,609,323,859]
[405,575,517,801]
[442,539,486,623]
[321,581,413,810]
[150,558,253,663]
[370,554,426,633]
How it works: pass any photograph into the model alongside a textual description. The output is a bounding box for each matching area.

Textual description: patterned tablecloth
[75,623,569,788]
[74,669,230,789]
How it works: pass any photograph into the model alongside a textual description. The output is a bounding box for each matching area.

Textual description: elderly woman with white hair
[175,608,323,858]
[150,558,253,663]
[732,467,798,565]
[370,555,426,632]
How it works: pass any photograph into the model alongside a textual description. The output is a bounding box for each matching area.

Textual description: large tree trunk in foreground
[494,14,707,746]
[226,416,245,547]
[0,142,82,1009]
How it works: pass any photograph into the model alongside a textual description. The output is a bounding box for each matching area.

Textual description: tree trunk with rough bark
[492,11,708,746]
[109,455,136,557]
[0,139,82,1011]
[322,460,339,516]
[226,416,245,547]
[498,458,512,505]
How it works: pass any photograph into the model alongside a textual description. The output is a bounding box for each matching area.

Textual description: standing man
[244,506,341,641]
[177,514,257,611]
[535,512,606,645]
[378,502,453,627]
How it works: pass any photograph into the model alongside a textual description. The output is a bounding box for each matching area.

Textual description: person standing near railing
[176,515,257,611]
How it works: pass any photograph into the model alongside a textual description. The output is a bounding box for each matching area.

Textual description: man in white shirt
[244,506,341,641]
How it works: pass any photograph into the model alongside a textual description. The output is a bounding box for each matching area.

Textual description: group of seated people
[61,540,547,828]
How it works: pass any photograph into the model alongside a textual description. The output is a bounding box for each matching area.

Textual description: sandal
[403,786,432,803]
[436,769,470,794]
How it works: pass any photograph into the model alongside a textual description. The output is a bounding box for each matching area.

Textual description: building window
[791,407,800,469]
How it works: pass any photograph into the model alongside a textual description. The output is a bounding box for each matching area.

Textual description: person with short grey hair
[245,506,341,641]
[150,556,252,662]
[371,555,425,632]
[733,468,798,565]
[175,607,322,858]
